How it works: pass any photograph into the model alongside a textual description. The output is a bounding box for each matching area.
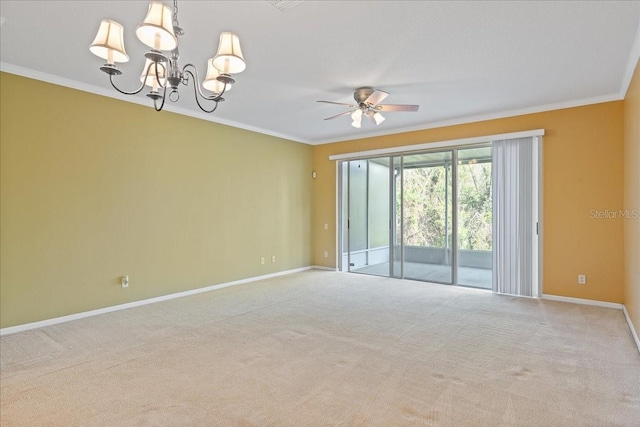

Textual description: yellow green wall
[312,102,625,303]
[0,72,313,328]
[624,57,640,335]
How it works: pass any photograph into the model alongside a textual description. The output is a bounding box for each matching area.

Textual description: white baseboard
[540,294,624,309]
[310,265,338,271]
[6,270,635,354]
[540,294,640,353]
[622,305,640,354]
[0,266,319,336]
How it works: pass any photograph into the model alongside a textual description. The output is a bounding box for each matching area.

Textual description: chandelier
[89,0,246,113]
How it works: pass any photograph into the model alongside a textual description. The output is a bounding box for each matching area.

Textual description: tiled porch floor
[351,261,492,289]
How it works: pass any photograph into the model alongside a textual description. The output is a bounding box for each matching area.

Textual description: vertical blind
[492,137,537,296]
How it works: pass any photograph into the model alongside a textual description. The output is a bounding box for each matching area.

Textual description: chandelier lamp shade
[89,0,246,113]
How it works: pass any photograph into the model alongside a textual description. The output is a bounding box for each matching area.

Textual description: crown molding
[0,61,624,147]
[0,62,310,145]
[314,93,622,145]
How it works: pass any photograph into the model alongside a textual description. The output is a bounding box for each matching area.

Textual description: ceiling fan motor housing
[354,87,375,105]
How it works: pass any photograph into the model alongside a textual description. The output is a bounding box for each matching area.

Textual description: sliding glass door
[456,146,493,289]
[340,146,493,289]
[344,158,391,277]
[401,151,453,283]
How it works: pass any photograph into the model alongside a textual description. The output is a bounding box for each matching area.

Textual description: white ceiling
[1,1,639,145]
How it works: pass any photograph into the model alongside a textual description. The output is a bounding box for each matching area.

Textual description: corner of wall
[623,54,640,341]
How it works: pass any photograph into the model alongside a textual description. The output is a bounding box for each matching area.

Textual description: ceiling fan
[318,87,419,128]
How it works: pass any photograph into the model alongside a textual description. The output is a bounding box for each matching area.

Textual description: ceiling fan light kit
[318,86,419,129]
[89,0,246,113]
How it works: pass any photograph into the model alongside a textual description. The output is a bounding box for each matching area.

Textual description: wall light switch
[324,223,328,230]
[121,275,129,288]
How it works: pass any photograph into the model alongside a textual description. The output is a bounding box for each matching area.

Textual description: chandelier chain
[172,0,184,36]
[173,0,179,28]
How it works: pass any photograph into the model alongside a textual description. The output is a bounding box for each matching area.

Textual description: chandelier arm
[153,86,168,112]
[108,61,163,96]
[153,61,167,89]
[182,69,221,113]
[109,74,147,96]
[183,68,222,113]
[182,64,226,101]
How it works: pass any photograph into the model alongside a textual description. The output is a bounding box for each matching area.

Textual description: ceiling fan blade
[323,111,353,121]
[378,104,420,112]
[317,100,357,107]
[364,90,389,106]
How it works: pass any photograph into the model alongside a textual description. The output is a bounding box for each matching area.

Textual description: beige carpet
[1,270,639,426]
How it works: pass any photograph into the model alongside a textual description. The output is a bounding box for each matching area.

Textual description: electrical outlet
[323,251,329,258]
[271,255,276,263]
[121,275,129,288]
[578,274,586,285]
[260,257,265,265]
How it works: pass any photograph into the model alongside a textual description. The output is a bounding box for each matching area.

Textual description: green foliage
[402,167,449,247]
[457,161,492,250]
[402,161,492,251]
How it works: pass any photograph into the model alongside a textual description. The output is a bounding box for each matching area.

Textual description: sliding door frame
[451,149,459,286]
[333,129,544,294]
